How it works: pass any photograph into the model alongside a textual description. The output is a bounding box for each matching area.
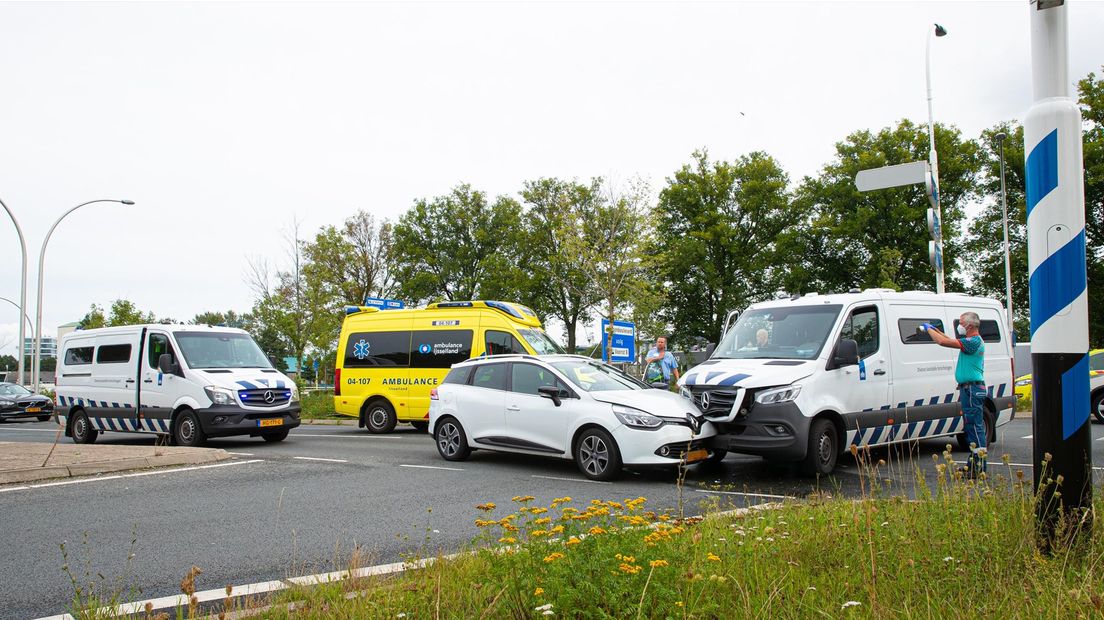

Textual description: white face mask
[956,324,967,336]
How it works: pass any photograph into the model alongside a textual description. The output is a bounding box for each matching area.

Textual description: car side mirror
[158,353,183,377]
[538,386,563,407]
[650,381,670,390]
[829,338,860,370]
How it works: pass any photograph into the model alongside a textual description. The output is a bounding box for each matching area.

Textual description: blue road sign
[599,319,635,363]
[364,297,405,310]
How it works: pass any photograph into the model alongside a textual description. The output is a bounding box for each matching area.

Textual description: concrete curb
[301,418,358,426]
[0,449,231,485]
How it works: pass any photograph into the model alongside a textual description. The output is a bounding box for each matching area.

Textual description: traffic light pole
[1024,0,1092,551]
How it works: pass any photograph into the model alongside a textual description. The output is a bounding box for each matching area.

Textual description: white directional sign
[854,161,931,192]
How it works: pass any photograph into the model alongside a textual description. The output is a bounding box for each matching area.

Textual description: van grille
[687,387,742,417]
[237,389,292,407]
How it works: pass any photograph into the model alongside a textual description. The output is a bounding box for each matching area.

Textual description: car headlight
[1015,379,1031,387]
[0,399,13,406]
[755,385,802,405]
[290,384,300,402]
[204,386,237,406]
[612,404,664,429]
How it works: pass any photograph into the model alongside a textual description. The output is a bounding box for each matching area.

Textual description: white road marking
[695,489,794,500]
[0,427,62,432]
[400,464,463,471]
[293,456,348,463]
[531,474,608,485]
[227,452,255,456]
[292,433,402,439]
[956,460,1104,472]
[0,459,265,493]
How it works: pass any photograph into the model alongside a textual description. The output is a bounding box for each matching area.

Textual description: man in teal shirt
[922,312,987,477]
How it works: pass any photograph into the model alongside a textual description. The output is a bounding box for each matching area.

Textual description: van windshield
[175,332,272,369]
[517,328,565,355]
[713,304,842,361]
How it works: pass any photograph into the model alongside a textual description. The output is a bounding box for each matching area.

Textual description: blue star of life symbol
[419,343,431,354]
[353,339,371,360]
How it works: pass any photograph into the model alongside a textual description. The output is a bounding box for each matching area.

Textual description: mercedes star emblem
[263,390,275,404]
[700,391,710,410]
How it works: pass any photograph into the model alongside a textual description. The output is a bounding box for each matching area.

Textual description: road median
[0,441,231,485]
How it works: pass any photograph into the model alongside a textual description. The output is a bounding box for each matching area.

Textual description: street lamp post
[995,132,1015,337]
[32,199,134,391]
[926,23,948,293]
[0,198,29,386]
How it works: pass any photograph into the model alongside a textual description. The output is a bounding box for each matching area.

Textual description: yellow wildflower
[531,530,552,538]
[618,563,642,575]
[529,507,549,515]
[498,537,517,544]
[534,587,544,596]
[474,519,496,527]
[561,507,580,515]
[589,526,608,536]
[550,525,564,534]
[476,502,497,512]
[649,559,669,568]
[512,495,536,503]
[566,537,581,546]
[707,552,721,562]
[533,517,552,526]
[543,552,564,563]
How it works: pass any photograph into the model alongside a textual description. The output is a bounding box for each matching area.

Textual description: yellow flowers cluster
[475,519,496,527]
[534,587,544,596]
[543,552,564,563]
[618,562,642,575]
[643,523,686,547]
[588,526,608,536]
[566,537,581,546]
[498,537,517,544]
[649,559,669,568]
[512,495,536,503]
[533,517,552,526]
[707,552,722,562]
[550,496,572,508]
[625,497,647,511]
[476,502,497,512]
[531,530,552,538]
[615,554,636,563]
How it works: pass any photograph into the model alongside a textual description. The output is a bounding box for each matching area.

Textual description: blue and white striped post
[1024,0,1092,548]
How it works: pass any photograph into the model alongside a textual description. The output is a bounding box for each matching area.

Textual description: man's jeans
[961,383,988,474]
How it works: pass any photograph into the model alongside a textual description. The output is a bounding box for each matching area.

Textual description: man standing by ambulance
[644,337,680,390]
[921,312,987,477]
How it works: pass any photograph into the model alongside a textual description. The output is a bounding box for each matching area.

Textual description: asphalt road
[2,415,1103,619]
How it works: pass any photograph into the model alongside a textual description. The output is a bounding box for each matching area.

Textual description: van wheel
[410,421,429,432]
[71,410,98,444]
[575,427,622,481]
[173,410,207,447]
[364,400,397,434]
[801,418,838,476]
[434,417,470,461]
[957,408,996,451]
[1092,390,1104,424]
[261,429,289,442]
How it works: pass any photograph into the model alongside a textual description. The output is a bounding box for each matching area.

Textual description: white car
[429,354,718,480]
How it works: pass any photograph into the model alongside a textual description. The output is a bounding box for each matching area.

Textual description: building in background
[23,336,57,359]
[57,321,80,342]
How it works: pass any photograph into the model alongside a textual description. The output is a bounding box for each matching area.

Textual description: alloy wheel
[580,435,609,476]
[439,422,461,457]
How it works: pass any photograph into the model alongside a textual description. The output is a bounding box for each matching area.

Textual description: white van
[56,325,300,446]
[679,290,1016,474]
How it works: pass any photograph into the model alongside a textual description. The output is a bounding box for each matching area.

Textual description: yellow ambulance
[334,300,563,433]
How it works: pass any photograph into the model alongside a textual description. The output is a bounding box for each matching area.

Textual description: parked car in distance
[429,354,717,481]
[0,382,54,422]
[1014,348,1104,422]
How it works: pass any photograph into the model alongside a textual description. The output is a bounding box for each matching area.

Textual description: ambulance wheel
[71,410,98,444]
[435,417,470,461]
[261,429,289,442]
[173,409,207,447]
[364,400,397,434]
[1092,390,1104,424]
[801,418,838,476]
[410,421,429,432]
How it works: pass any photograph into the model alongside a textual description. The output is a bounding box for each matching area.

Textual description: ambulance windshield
[712,304,842,361]
[175,332,272,369]
[517,328,565,355]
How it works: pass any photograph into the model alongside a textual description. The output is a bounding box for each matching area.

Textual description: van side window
[952,319,1002,343]
[471,363,507,390]
[898,319,945,344]
[509,363,568,396]
[841,306,879,359]
[148,334,175,369]
[64,346,94,365]
[96,344,132,364]
[485,330,527,356]
[343,331,411,368]
[1091,351,1104,372]
[410,330,473,368]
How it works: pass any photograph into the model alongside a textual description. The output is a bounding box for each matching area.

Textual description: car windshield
[713,304,843,361]
[0,384,32,397]
[517,328,565,355]
[174,332,272,369]
[550,359,649,392]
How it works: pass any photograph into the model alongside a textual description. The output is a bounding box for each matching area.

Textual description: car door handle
[126,379,136,383]
[143,379,154,383]
[873,370,886,376]
[506,406,521,412]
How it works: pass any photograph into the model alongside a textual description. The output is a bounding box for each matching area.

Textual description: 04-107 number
[346,378,371,385]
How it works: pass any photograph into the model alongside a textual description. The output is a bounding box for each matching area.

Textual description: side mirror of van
[537,386,564,407]
[829,338,860,370]
[158,353,183,377]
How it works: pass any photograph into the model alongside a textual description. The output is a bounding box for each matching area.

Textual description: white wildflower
[841,601,862,609]
[943,556,954,563]
[535,603,554,612]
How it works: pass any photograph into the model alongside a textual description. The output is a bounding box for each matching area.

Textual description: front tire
[173,410,207,447]
[574,427,622,481]
[801,418,838,476]
[364,400,397,434]
[1092,390,1104,424]
[434,417,471,461]
[261,429,289,442]
[70,410,98,444]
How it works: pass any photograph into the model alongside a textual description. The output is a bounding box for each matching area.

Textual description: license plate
[26,407,41,413]
[685,449,709,463]
[258,418,283,428]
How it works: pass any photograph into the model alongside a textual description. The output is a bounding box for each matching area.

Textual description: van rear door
[88,332,140,433]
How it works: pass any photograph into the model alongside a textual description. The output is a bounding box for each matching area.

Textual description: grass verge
[298,390,340,420]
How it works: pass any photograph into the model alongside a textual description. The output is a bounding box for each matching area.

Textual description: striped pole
[1024,0,1092,549]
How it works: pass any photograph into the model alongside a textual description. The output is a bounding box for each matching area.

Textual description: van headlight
[204,386,237,406]
[612,404,664,429]
[290,384,300,402]
[755,385,802,405]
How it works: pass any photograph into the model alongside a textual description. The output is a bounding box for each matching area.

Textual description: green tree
[78,300,155,329]
[391,184,529,304]
[0,354,17,371]
[519,178,603,351]
[780,120,981,294]
[192,310,249,329]
[78,304,106,329]
[655,150,792,345]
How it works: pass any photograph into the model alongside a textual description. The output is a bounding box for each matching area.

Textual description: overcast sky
[1,0,1102,355]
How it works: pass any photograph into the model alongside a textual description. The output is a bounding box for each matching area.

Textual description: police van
[56,324,300,446]
[679,290,1016,474]
[335,300,563,433]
